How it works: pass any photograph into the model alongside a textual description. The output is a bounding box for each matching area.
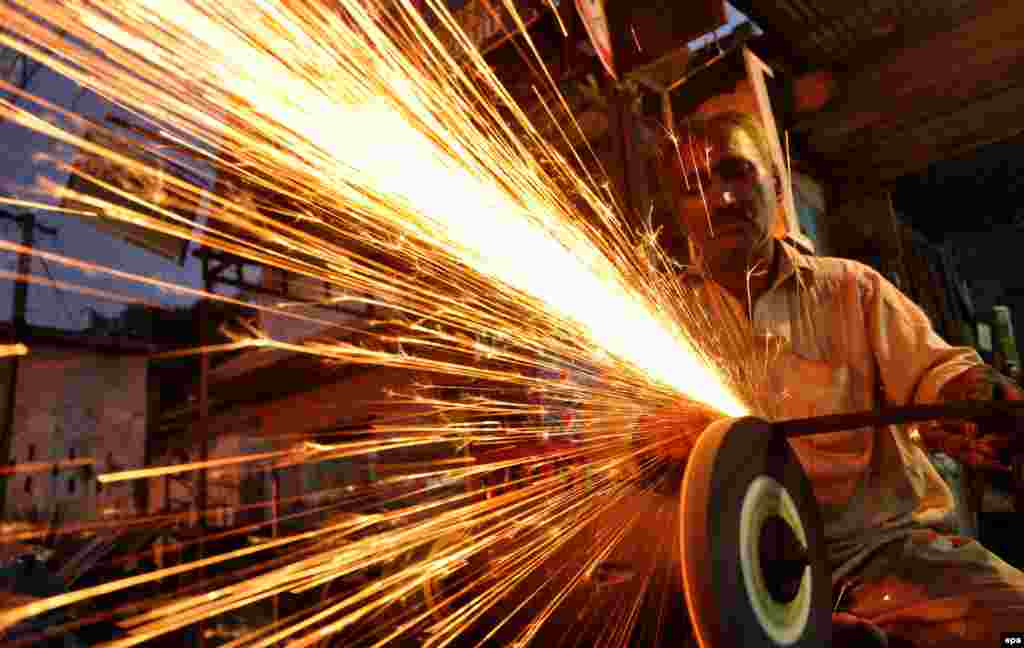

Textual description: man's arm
[862,265,981,407]
[863,266,1022,467]
[928,364,1024,469]
[937,364,1024,403]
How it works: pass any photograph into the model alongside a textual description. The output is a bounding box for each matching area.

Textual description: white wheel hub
[738,475,812,646]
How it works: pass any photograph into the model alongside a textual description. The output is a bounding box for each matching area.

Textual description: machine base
[680,417,831,647]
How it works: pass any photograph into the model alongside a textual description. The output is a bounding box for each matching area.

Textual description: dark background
[893,135,1024,341]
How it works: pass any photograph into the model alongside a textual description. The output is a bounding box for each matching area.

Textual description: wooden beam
[832,0,1004,75]
[831,80,1024,183]
[743,48,804,248]
[798,0,1024,155]
[606,0,725,74]
[726,1,830,73]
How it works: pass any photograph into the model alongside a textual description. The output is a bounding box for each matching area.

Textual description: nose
[706,183,735,209]
[708,174,747,208]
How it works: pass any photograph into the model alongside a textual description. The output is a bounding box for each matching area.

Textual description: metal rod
[774,400,1024,438]
[270,468,280,646]
[196,286,211,648]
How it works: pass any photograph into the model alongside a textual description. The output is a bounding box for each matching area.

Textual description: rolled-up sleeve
[862,266,981,406]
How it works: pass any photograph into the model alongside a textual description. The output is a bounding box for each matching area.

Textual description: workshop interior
[1,1,1024,647]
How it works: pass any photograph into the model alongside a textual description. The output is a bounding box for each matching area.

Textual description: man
[657,110,1024,646]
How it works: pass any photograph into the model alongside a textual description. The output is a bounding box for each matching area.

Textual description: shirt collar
[678,237,816,287]
[774,237,816,287]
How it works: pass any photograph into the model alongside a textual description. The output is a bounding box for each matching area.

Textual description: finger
[1000,379,1024,401]
[977,449,1008,467]
[962,450,1010,472]
[979,436,1013,451]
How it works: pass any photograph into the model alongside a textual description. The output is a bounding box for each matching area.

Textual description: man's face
[674,122,779,274]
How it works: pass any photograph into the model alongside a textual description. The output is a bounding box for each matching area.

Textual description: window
[688,2,762,52]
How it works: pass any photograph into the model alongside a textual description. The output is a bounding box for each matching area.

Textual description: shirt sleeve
[860,264,982,406]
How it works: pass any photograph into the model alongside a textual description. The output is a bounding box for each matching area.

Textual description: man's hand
[939,365,1024,403]
[636,399,722,462]
[927,365,1024,471]
[832,613,888,648]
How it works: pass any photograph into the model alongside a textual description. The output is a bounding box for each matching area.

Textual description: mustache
[710,204,754,228]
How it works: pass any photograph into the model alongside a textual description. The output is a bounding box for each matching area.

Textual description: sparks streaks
[0,0,757,646]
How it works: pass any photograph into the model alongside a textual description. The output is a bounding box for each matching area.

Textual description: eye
[711,157,757,183]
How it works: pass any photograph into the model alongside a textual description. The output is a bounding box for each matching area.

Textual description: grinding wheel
[680,417,831,647]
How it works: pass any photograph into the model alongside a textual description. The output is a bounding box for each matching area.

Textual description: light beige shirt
[687,240,981,581]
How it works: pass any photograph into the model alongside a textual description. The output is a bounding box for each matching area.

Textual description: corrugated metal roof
[734,0,978,67]
[783,0,1024,181]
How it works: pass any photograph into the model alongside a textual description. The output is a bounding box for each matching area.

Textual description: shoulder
[792,252,881,292]
[802,254,876,280]
[777,240,873,284]
[788,252,898,310]
[803,257,927,328]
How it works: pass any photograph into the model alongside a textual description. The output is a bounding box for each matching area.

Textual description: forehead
[679,120,770,166]
[701,123,767,164]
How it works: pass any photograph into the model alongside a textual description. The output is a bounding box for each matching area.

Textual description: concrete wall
[5,346,147,523]
[149,365,438,527]
[250,366,432,441]
[253,366,437,513]
[147,427,272,528]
